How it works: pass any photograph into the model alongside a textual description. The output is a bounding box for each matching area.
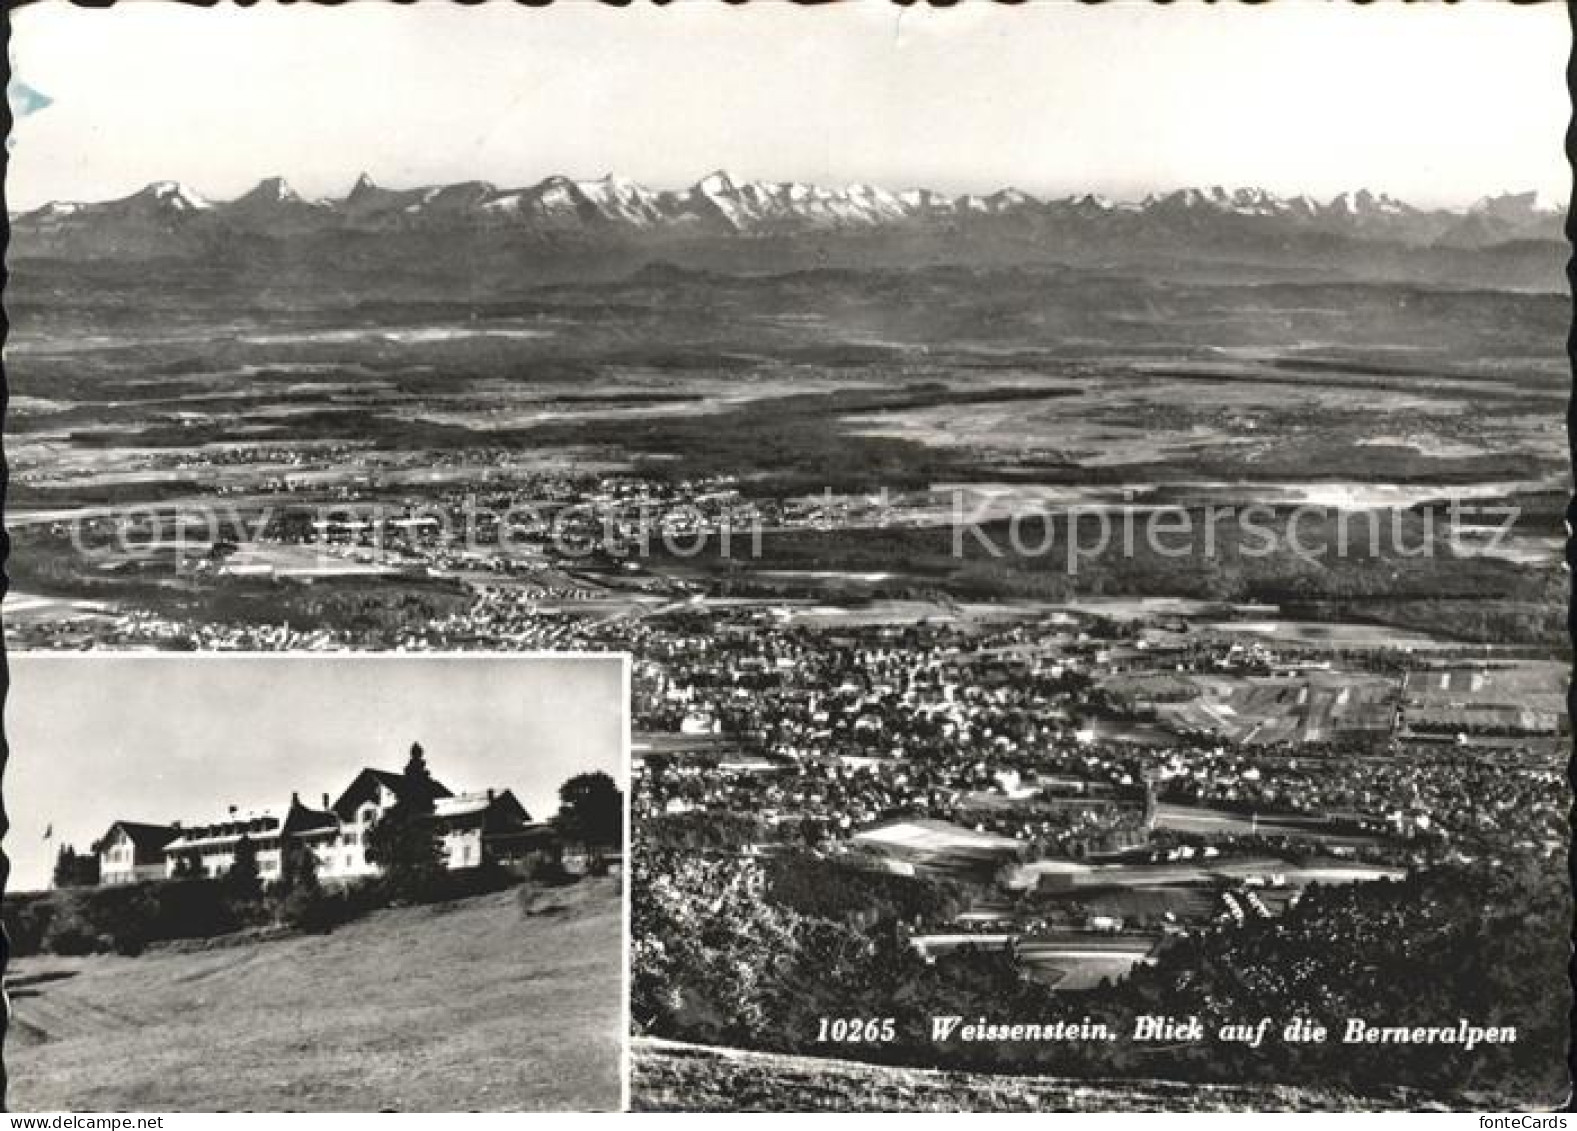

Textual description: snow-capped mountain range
[11,172,1563,270]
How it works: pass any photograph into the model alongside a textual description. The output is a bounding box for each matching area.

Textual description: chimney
[291,791,300,807]
[487,788,495,802]
[322,793,331,811]
[227,804,237,817]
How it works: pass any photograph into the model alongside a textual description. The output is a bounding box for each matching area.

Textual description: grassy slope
[8,880,623,1112]
[630,1039,1451,1113]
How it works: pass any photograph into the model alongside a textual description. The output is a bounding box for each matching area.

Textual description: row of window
[149,833,485,879]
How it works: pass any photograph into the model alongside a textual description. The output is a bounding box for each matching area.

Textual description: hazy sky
[8,1,1568,211]
[6,655,626,892]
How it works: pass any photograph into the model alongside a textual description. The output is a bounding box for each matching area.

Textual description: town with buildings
[19,471,1566,977]
[631,600,1565,968]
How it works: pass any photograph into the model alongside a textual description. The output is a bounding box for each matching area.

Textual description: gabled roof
[94,821,179,856]
[281,793,339,836]
[332,766,453,821]
[433,794,493,820]
[484,820,556,842]
[433,789,531,827]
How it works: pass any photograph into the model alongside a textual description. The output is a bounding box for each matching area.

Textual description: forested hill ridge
[10,174,1564,289]
[632,851,1569,1111]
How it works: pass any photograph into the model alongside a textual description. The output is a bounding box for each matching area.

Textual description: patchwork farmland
[1102,660,1564,747]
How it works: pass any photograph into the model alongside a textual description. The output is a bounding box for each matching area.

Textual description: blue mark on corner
[8,78,53,118]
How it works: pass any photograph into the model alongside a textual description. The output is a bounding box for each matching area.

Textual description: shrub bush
[10,863,522,957]
[525,855,573,887]
[23,880,240,957]
[3,894,60,957]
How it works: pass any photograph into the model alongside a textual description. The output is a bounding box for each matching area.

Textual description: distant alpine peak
[1150,186,1296,215]
[1063,192,1115,210]
[244,176,301,203]
[33,200,84,217]
[1469,189,1554,217]
[23,173,1541,224]
[1170,187,1226,206]
[1143,187,1215,210]
[986,188,1033,207]
[1136,185,1423,220]
[1330,188,1409,216]
[898,187,952,209]
[695,170,741,195]
[140,180,212,211]
[14,172,1559,257]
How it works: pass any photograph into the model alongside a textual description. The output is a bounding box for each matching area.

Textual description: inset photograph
[5,654,627,1112]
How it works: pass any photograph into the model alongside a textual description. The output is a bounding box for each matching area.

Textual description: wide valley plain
[7,259,1571,1109]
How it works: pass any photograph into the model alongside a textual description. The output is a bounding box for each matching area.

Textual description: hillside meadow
[8,879,623,1112]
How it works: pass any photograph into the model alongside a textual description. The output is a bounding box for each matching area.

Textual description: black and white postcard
[2,0,1571,1115]
[4,655,627,1111]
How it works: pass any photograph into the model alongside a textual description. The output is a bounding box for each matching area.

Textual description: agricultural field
[1104,670,1399,745]
[1009,856,1403,893]
[7,268,1570,639]
[1399,661,1568,737]
[1147,806,1387,848]
[850,818,1027,876]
